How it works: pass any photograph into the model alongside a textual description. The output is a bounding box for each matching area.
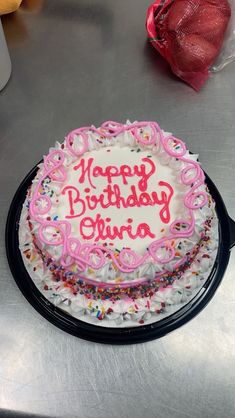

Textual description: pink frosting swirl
[29,121,208,278]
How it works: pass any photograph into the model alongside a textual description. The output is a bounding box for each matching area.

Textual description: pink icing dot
[162,136,187,158]
[184,191,208,209]
[170,218,195,236]
[30,195,52,216]
[44,150,66,182]
[148,242,175,264]
[181,163,201,185]
[133,122,157,145]
[66,129,88,156]
[87,246,105,269]
[38,223,64,246]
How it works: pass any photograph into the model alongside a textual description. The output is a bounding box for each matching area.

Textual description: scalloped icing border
[29,121,208,276]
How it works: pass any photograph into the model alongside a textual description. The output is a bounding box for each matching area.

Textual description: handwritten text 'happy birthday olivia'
[61,157,174,242]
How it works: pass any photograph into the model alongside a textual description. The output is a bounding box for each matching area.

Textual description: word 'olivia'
[79,215,156,241]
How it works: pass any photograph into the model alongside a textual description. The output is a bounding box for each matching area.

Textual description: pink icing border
[29,121,207,274]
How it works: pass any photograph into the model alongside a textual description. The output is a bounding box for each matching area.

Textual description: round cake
[19,120,218,326]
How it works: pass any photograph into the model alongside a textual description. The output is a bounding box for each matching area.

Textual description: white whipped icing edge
[27,124,216,282]
[19,199,219,328]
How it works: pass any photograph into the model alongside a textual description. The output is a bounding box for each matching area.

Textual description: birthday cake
[19,120,218,326]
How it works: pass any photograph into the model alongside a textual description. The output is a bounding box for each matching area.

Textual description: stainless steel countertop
[1,1,235,417]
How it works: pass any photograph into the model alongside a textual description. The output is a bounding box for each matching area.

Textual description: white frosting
[17,121,219,327]
[58,145,187,254]
[19,196,219,327]
[26,126,214,283]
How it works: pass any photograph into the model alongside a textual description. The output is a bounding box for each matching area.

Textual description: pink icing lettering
[62,181,174,224]
[136,158,156,191]
[61,186,85,218]
[73,158,96,189]
[156,181,174,224]
[66,129,88,156]
[73,157,156,191]
[93,165,119,183]
[79,214,155,242]
[126,185,140,207]
[79,217,96,240]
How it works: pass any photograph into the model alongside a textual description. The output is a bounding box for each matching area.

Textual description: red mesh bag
[146,0,231,90]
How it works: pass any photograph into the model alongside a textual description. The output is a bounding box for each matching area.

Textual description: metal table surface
[1,1,235,417]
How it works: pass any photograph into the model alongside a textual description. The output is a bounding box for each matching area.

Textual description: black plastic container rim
[5,162,235,344]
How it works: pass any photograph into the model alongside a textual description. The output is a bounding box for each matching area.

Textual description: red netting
[146,0,231,90]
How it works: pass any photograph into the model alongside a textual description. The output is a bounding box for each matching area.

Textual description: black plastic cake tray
[5,163,235,344]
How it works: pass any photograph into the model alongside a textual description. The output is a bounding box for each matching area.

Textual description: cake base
[6,163,234,343]
[19,201,218,328]
[18,257,218,328]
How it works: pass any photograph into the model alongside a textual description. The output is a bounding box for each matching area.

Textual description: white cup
[0,18,11,91]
